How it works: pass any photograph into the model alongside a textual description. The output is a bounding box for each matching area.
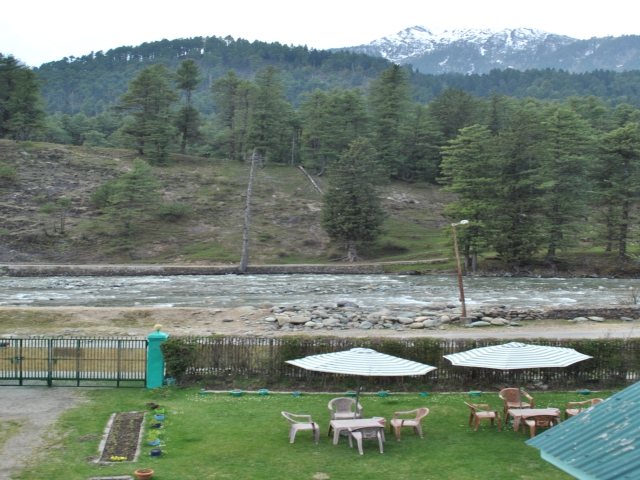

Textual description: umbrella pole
[354,378,362,419]
[519,371,523,409]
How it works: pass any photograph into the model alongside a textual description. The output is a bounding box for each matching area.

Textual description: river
[1,274,639,309]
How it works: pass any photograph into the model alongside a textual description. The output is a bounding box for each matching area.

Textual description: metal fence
[184,336,640,390]
[0,337,147,387]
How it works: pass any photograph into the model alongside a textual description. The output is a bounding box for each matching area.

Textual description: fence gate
[0,337,147,387]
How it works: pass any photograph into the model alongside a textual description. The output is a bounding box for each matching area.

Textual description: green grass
[0,420,23,451]
[14,387,595,480]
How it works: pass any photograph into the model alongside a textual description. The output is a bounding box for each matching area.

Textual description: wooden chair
[565,398,603,419]
[281,412,320,444]
[347,426,384,455]
[328,397,363,420]
[522,415,556,438]
[389,408,429,441]
[499,388,535,417]
[464,402,502,431]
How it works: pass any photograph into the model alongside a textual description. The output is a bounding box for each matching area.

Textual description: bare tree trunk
[297,166,324,195]
[346,241,358,262]
[619,200,629,261]
[239,150,258,273]
[463,244,470,270]
[471,248,478,275]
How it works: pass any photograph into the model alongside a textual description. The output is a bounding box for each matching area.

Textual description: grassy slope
[14,387,582,480]
[0,139,455,267]
[1,139,638,275]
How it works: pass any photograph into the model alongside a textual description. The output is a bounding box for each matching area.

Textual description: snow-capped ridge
[331,25,640,74]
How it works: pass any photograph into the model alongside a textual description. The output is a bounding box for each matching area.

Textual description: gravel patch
[0,387,82,480]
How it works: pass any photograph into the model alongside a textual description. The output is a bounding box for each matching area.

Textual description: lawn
[15,387,596,480]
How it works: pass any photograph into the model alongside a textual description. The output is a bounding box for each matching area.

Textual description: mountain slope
[339,26,640,74]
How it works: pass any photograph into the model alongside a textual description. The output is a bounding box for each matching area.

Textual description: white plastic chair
[281,411,320,444]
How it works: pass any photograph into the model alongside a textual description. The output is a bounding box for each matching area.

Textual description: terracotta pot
[134,468,154,480]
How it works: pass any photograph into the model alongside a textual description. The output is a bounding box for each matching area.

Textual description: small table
[328,418,386,445]
[507,408,561,432]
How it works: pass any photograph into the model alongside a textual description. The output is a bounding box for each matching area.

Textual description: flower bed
[98,412,145,462]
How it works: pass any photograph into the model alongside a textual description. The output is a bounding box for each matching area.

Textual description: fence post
[147,325,169,389]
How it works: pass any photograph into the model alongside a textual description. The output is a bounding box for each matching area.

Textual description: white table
[507,408,561,432]
[328,418,386,445]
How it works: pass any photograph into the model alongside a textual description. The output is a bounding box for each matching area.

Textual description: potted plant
[378,390,389,397]
[470,390,482,397]
[134,468,154,480]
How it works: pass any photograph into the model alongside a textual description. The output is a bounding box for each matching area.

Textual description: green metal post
[147,325,169,389]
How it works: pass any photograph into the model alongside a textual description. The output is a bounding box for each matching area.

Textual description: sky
[2,0,639,67]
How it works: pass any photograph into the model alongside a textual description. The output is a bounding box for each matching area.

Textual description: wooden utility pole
[239,150,257,273]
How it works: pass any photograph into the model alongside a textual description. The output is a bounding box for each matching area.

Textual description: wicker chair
[565,398,603,420]
[464,402,502,431]
[499,388,535,417]
[281,412,320,444]
[328,397,364,420]
[522,415,556,438]
[389,408,429,441]
[347,426,384,455]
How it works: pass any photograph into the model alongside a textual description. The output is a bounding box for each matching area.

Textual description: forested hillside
[2,36,640,271]
[33,35,640,117]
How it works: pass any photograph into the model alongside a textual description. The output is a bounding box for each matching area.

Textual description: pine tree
[428,87,487,141]
[210,70,253,161]
[246,66,292,166]
[440,124,497,271]
[113,64,179,165]
[539,107,593,259]
[368,65,412,179]
[321,138,386,262]
[489,102,548,265]
[174,59,203,154]
[404,104,443,183]
[101,158,162,237]
[0,54,46,140]
[593,123,640,259]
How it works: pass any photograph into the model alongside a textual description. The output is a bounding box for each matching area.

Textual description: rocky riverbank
[257,302,640,333]
[2,302,637,341]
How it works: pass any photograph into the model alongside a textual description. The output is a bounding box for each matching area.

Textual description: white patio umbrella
[443,342,592,406]
[286,347,437,416]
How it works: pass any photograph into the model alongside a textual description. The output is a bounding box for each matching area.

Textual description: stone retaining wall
[2,264,384,277]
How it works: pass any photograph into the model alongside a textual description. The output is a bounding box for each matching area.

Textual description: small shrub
[0,166,19,183]
[90,182,117,209]
[156,202,191,222]
[160,338,197,384]
[33,193,47,205]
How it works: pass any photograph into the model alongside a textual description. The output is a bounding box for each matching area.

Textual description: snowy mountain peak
[365,25,575,62]
[337,25,588,74]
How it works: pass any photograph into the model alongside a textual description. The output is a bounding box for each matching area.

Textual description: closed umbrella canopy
[443,342,592,370]
[286,347,437,376]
